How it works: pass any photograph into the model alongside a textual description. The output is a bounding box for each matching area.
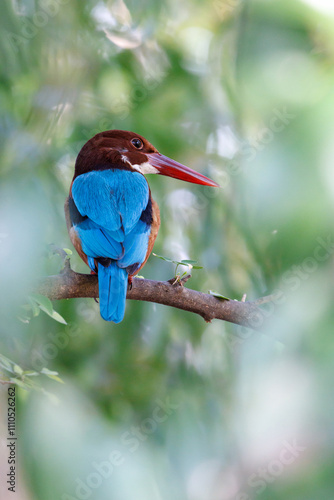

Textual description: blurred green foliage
[1,0,334,499]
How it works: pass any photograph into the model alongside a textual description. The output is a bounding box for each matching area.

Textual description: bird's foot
[90,270,97,276]
[128,275,133,290]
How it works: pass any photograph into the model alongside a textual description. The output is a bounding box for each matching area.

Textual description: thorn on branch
[252,294,279,306]
[49,244,69,261]
[180,274,192,285]
[167,274,192,286]
[50,244,73,276]
[202,314,213,323]
[60,257,72,275]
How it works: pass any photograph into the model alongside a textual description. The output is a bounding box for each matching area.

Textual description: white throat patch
[131,162,159,175]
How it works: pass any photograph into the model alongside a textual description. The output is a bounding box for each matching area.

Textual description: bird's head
[74,129,219,187]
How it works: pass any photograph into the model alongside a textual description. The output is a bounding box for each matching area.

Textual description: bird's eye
[131,138,144,149]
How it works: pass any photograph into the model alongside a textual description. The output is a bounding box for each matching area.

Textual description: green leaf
[40,368,64,384]
[27,297,41,317]
[208,290,230,301]
[30,293,53,315]
[40,368,59,376]
[9,377,29,390]
[48,310,67,325]
[63,248,73,255]
[0,354,15,372]
[152,253,175,264]
[46,374,64,384]
[153,253,202,269]
[31,294,67,324]
[18,314,31,324]
[13,364,23,375]
[22,370,39,377]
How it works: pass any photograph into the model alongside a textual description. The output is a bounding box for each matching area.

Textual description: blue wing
[72,169,149,232]
[71,169,151,322]
[75,219,124,260]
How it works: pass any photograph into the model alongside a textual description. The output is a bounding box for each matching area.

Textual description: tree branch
[32,264,267,329]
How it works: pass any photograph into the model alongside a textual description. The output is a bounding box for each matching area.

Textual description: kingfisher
[65,130,219,323]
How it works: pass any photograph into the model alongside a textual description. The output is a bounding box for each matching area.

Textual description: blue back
[71,169,151,322]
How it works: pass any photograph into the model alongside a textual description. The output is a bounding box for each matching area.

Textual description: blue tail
[97,262,128,323]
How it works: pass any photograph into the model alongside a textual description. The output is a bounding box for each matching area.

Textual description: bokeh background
[1,0,334,498]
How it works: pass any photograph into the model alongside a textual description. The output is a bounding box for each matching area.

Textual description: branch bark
[32,263,268,329]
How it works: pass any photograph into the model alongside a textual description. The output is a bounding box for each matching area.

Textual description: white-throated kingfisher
[65,130,219,323]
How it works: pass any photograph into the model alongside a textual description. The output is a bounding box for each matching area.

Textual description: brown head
[74,129,219,187]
